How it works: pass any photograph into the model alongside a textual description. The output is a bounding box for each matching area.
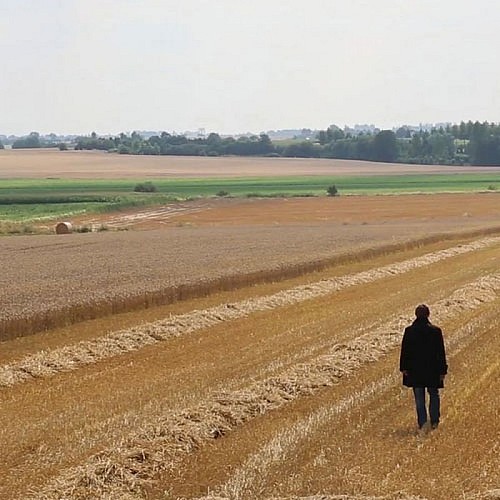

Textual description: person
[400,304,448,430]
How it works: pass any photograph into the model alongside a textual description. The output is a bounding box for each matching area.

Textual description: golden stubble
[0,241,495,499]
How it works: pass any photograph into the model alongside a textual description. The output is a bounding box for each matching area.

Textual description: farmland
[1,149,500,227]
[0,151,499,499]
[2,149,500,179]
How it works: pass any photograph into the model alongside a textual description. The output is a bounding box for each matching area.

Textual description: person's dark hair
[415,304,430,319]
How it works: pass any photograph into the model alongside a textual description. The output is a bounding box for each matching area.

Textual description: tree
[470,136,500,165]
[317,130,328,145]
[327,125,344,141]
[283,141,320,158]
[317,125,344,145]
[372,130,398,162]
[0,140,4,149]
[12,132,41,149]
[206,132,222,145]
[429,133,454,162]
[395,126,411,139]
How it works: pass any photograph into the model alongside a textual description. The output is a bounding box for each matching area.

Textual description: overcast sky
[1,0,500,136]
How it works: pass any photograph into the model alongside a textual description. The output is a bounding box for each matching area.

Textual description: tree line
[316,121,500,166]
[6,121,500,166]
[74,131,276,157]
[73,121,500,166]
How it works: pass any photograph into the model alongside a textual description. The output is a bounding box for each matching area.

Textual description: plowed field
[2,148,500,178]
[0,194,499,500]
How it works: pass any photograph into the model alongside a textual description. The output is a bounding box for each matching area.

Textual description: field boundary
[3,225,500,341]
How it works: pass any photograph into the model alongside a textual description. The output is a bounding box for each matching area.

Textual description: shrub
[134,182,158,193]
[487,184,497,191]
[327,184,339,197]
[216,190,229,197]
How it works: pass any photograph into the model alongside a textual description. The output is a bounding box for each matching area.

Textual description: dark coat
[399,318,448,388]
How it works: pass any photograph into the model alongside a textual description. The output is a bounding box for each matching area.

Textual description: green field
[0,174,499,225]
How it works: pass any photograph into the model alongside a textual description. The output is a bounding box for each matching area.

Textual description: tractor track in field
[1,236,499,390]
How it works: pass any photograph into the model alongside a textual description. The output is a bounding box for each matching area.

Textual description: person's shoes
[417,422,429,435]
[431,422,439,430]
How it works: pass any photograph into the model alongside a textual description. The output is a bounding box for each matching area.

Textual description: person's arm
[437,327,448,379]
[400,328,411,374]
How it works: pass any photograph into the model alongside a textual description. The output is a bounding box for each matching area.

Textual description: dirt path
[0,237,498,499]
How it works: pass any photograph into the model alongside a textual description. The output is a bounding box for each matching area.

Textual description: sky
[1,0,500,136]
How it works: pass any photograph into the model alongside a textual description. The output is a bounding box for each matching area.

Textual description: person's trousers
[412,387,440,428]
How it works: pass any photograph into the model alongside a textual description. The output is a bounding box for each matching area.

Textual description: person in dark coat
[400,304,448,430]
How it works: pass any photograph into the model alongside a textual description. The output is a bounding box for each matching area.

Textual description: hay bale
[55,222,73,235]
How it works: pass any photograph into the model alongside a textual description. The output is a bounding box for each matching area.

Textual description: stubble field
[0,153,499,500]
[3,148,500,179]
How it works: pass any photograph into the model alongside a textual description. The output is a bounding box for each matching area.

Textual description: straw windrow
[2,236,499,389]
[31,273,500,500]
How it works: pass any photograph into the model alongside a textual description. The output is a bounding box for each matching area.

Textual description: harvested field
[2,149,500,179]
[0,234,498,499]
[0,186,499,499]
[77,192,499,230]
[1,235,498,387]
[2,193,500,340]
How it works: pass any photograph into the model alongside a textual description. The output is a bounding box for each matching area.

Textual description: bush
[58,143,68,151]
[216,190,229,197]
[327,184,339,197]
[134,182,158,193]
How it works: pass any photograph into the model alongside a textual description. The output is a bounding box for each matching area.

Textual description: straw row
[2,236,499,389]
[31,273,500,500]
[208,301,499,500]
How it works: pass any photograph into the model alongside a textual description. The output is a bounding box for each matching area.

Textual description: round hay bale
[55,222,73,234]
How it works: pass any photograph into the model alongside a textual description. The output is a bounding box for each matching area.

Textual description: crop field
[0,230,499,499]
[1,150,500,228]
[1,174,500,231]
[0,188,499,499]
[3,149,500,179]
[0,151,499,499]
[1,192,500,341]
